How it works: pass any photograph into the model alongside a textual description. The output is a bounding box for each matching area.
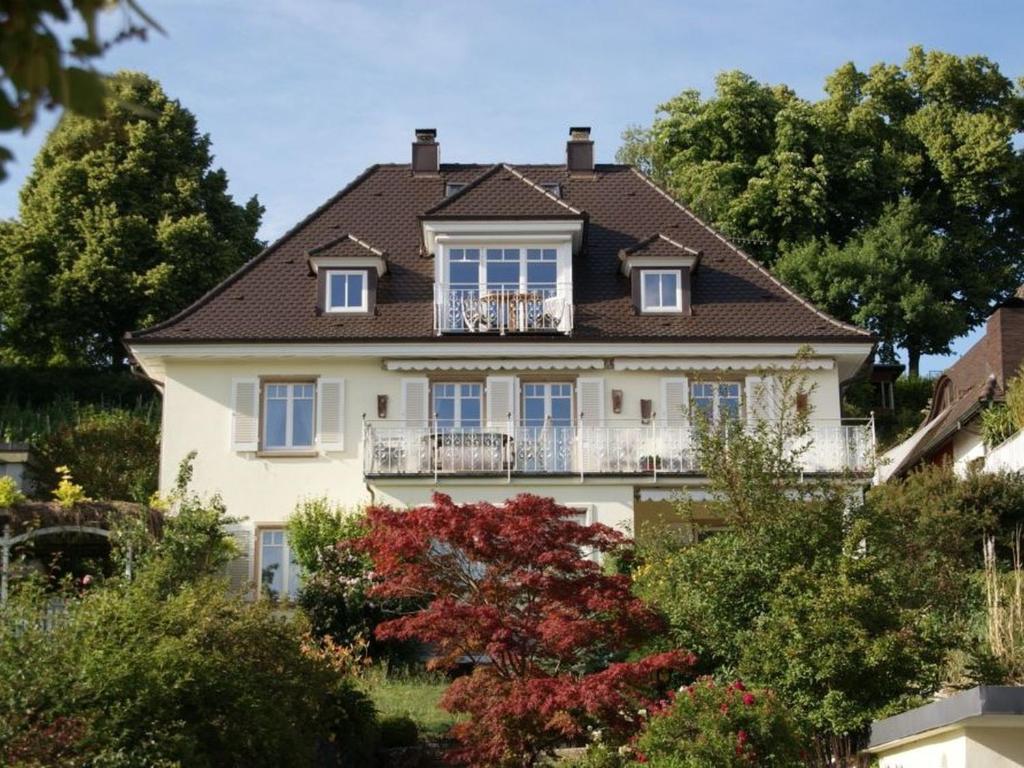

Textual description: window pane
[346,273,363,308]
[261,533,284,599]
[449,261,478,286]
[286,536,302,599]
[719,383,741,421]
[550,388,572,426]
[643,272,661,308]
[292,393,314,447]
[329,273,347,307]
[527,261,557,288]
[660,272,678,307]
[486,250,519,289]
[434,392,455,427]
[691,382,714,420]
[265,398,287,448]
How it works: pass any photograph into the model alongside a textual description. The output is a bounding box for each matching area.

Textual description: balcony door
[520,383,573,472]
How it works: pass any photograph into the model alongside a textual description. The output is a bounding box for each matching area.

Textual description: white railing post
[578,412,585,482]
[1,523,10,605]
[432,413,439,483]
[361,413,368,474]
[868,411,877,469]
[652,416,659,481]
[507,411,513,483]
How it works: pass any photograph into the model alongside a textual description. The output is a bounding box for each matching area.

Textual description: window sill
[257,450,319,459]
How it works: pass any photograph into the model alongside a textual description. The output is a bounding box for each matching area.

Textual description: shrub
[379,715,419,749]
[287,497,368,573]
[362,493,693,767]
[634,678,804,767]
[0,476,24,507]
[0,574,378,768]
[982,404,1017,447]
[25,405,159,502]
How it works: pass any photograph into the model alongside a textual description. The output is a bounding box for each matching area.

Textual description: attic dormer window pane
[640,269,682,312]
[326,270,368,312]
[445,182,466,197]
[540,183,560,198]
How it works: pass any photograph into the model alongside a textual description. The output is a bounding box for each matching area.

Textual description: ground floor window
[690,381,742,422]
[259,529,301,600]
[263,382,315,450]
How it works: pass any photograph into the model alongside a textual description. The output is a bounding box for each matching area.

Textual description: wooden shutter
[575,378,605,424]
[224,528,253,595]
[661,377,689,425]
[318,378,346,452]
[231,377,260,451]
[746,375,778,423]
[486,376,517,429]
[401,378,430,427]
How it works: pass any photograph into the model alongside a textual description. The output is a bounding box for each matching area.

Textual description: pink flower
[81,575,93,587]
[720,703,729,715]
[733,680,746,691]
[737,729,748,745]
[742,692,756,707]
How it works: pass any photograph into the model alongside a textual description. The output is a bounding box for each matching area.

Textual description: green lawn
[363,667,457,737]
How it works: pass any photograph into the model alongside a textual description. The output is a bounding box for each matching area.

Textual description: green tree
[0,1,161,180]
[0,71,264,368]
[622,47,1024,375]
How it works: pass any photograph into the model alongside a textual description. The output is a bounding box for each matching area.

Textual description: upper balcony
[434,283,574,335]
[363,420,875,480]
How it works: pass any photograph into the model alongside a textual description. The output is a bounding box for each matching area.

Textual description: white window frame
[521,382,574,425]
[257,528,301,600]
[262,381,316,451]
[325,269,368,313]
[689,381,743,422]
[432,382,484,428]
[640,269,683,313]
[444,245,560,294]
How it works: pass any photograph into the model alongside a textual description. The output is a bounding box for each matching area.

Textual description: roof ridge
[628,167,873,340]
[127,164,383,339]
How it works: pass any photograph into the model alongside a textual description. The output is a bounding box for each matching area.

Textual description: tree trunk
[907,347,921,379]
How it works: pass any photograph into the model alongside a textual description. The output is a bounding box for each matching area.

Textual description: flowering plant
[52,466,89,509]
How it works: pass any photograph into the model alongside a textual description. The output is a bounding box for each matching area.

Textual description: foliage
[363,666,458,738]
[0,1,160,180]
[0,476,24,507]
[51,464,88,508]
[842,374,934,449]
[0,70,264,368]
[0,367,154,410]
[361,493,693,767]
[1005,364,1024,434]
[634,376,977,763]
[980,532,1024,685]
[982,404,1017,447]
[621,48,1024,374]
[634,678,804,767]
[378,715,419,749]
[287,496,368,573]
[24,404,158,501]
[0,574,378,768]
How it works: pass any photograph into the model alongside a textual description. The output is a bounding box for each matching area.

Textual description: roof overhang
[421,219,585,257]
[613,357,834,372]
[307,254,387,277]
[384,358,605,372]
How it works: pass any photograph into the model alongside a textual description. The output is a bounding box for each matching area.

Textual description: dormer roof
[306,233,387,276]
[422,164,584,219]
[619,233,702,276]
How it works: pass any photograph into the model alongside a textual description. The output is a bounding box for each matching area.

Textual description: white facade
[874,721,1024,768]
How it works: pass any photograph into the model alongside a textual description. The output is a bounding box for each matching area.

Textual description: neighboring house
[878,294,1024,481]
[125,127,875,598]
[870,363,903,414]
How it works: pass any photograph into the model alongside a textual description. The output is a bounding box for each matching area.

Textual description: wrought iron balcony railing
[362,420,875,479]
[433,283,573,334]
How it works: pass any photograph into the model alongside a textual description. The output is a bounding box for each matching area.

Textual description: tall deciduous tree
[620,47,1024,375]
[0,71,263,368]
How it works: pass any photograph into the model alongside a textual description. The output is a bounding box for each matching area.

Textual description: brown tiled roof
[423,164,584,219]
[127,163,872,345]
[620,233,701,263]
[308,233,386,260]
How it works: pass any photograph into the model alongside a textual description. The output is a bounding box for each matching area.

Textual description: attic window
[444,182,466,197]
[325,270,368,312]
[540,182,561,198]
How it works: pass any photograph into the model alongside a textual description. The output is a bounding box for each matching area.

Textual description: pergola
[0,500,162,602]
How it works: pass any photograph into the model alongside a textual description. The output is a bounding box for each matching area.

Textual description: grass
[362,666,458,737]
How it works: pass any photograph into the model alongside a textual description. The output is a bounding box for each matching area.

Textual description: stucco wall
[876,728,966,768]
[159,357,844,529]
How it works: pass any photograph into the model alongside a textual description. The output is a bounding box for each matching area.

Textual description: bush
[982,404,1016,447]
[634,678,804,767]
[378,715,419,749]
[0,476,24,507]
[25,405,159,502]
[0,574,378,768]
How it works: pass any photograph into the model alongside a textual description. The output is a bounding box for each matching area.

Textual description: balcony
[433,283,573,334]
[363,420,874,479]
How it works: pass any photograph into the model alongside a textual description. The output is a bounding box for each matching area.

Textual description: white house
[126,127,875,598]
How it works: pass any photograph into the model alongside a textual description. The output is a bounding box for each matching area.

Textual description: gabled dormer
[619,234,702,316]
[307,234,387,315]
[420,159,586,335]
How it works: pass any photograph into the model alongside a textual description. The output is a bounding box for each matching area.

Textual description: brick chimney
[566,126,594,175]
[412,128,438,175]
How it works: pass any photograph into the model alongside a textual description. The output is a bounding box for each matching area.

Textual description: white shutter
[401,378,430,427]
[486,376,517,429]
[224,528,253,595]
[318,378,346,452]
[576,378,605,424]
[746,375,778,423]
[661,377,689,425]
[231,377,260,451]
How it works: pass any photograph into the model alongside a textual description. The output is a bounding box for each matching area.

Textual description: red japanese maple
[360,493,693,767]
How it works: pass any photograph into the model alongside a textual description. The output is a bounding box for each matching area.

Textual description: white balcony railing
[433,283,573,334]
[362,420,874,478]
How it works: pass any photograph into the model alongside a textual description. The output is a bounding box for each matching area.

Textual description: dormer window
[445,182,466,197]
[540,182,561,198]
[640,269,683,313]
[326,269,368,312]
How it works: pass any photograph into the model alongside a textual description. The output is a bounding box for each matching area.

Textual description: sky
[2,0,1022,375]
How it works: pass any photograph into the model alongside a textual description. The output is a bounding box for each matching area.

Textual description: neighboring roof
[868,686,1024,751]
[881,299,1024,478]
[422,163,584,219]
[619,233,701,262]
[127,163,873,345]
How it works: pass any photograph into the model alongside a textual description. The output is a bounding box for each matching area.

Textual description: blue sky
[3,0,1022,374]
